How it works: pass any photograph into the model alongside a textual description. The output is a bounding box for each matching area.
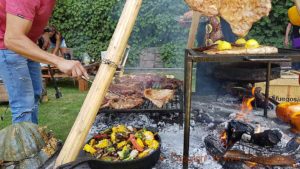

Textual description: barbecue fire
[235,97,255,121]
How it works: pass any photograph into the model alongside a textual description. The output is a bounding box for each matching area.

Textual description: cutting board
[204,45,278,55]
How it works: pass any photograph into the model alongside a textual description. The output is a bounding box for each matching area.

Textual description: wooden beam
[54,0,143,167]
[187,11,201,48]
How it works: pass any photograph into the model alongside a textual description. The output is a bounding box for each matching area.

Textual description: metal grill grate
[99,83,183,114]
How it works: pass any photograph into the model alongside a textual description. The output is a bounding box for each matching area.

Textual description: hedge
[50,0,294,67]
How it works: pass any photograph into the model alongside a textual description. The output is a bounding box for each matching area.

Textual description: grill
[99,84,184,124]
[183,48,300,168]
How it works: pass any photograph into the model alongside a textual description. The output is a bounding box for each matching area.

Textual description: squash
[0,122,58,169]
[276,102,300,133]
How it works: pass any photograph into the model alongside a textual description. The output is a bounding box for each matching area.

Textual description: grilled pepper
[95,139,110,149]
[117,145,130,160]
[129,134,144,152]
[83,144,96,154]
[89,139,96,146]
[148,140,159,150]
[138,149,152,158]
[143,131,154,141]
[136,138,145,149]
[117,141,127,149]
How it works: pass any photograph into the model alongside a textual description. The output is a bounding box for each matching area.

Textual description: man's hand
[56,60,89,79]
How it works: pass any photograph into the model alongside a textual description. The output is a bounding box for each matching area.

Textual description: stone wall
[139,47,163,68]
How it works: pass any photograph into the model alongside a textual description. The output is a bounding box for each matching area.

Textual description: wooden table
[41,66,89,92]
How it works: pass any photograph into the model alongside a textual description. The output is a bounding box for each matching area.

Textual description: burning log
[231,86,274,110]
[225,120,282,148]
[205,133,300,167]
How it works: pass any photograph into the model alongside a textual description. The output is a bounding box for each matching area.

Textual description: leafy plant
[50,0,118,59]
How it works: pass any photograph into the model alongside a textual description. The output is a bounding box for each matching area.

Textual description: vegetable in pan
[83,125,160,161]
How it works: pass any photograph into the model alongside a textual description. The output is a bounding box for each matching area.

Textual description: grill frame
[99,84,184,126]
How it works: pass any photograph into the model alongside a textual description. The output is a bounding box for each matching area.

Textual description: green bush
[127,0,189,67]
[248,0,293,47]
[50,0,118,59]
[50,0,294,67]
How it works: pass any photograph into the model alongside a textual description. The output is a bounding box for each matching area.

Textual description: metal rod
[183,50,193,169]
[264,62,271,117]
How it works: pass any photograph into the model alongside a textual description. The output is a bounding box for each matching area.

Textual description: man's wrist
[50,54,64,67]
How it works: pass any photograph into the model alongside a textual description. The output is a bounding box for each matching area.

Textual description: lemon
[214,40,223,45]
[217,41,232,51]
[245,39,260,49]
[235,38,247,45]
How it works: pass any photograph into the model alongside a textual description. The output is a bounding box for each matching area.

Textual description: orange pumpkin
[288,6,300,26]
[276,102,300,133]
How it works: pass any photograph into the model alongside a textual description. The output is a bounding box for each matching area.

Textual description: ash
[88,94,297,169]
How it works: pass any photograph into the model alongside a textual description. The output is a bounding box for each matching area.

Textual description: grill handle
[244,57,292,62]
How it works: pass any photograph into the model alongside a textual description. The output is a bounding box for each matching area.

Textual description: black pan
[58,129,161,169]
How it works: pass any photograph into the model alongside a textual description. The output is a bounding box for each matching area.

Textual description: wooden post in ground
[187,11,201,48]
[54,0,143,167]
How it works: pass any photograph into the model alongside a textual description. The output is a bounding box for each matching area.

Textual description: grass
[0,71,195,141]
[0,81,88,141]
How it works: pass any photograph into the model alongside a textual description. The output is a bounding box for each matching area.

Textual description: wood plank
[54,0,143,167]
[187,11,201,48]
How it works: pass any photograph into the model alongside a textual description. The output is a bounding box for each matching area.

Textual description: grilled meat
[144,89,175,108]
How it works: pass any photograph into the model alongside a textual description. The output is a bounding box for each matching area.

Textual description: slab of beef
[108,83,144,96]
[114,74,164,89]
[185,0,272,37]
[160,78,183,90]
[109,95,145,109]
[144,89,175,108]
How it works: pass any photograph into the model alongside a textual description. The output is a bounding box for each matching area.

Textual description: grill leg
[183,52,193,169]
[264,62,271,118]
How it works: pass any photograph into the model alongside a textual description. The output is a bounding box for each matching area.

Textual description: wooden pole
[54,0,142,167]
[187,11,201,48]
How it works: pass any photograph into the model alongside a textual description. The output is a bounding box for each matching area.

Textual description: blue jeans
[0,50,42,124]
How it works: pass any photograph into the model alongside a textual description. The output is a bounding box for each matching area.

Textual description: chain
[100,59,121,69]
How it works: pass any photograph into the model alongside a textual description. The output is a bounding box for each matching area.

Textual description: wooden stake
[54,0,142,167]
[187,11,201,48]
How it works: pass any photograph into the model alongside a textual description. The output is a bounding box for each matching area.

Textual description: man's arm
[4,14,88,78]
[284,23,292,47]
[52,33,61,55]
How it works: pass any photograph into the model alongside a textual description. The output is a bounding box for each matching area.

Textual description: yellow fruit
[288,6,300,26]
[245,39,260,49]
[117,141,127,149]
[136,138,145,149]
[96,139,110,149]
[217,41,232,51]
[83,144,97,154]
[214,40,223,45]
[235,38,247,45]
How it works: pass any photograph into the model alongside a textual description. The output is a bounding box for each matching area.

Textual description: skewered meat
[109,83,144,96]
[185,0,272,37]
[144,89,175,108]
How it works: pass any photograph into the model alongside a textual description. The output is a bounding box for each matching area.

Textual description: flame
[220,131,227,147]
[235,96,255,121]
[245,161,258,168]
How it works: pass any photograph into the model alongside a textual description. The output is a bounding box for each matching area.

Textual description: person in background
[47,26,71,59]
[0,0,89,124]
[285,5,300,70]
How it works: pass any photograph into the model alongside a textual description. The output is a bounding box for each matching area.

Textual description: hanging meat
[185,0,272,37]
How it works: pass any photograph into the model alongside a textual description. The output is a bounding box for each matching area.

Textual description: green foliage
[50,0,294,67]
[248,0,293,47]
[127,0,189,67]
[50,0,118,59]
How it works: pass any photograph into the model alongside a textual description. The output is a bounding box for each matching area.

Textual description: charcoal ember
[204,135,226,159]
[226,120,255,148]
[196,113,214,124]
[251,130,282,147]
